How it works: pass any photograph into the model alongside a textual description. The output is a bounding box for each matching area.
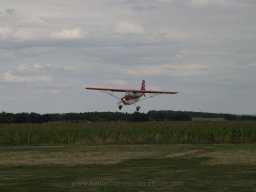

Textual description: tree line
[0,110,255,123]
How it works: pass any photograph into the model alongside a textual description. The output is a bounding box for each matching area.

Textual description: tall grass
[0,121,255,145]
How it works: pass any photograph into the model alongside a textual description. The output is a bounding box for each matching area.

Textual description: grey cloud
[0,0,255,114]
[0,8,16,18]
[5,8,15,15]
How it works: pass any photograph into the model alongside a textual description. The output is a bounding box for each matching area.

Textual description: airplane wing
[86,87,134,92]
[135,90,178,94]
[86,87,178,94]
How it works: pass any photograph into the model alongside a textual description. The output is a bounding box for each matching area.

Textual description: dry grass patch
[200,149,256,165]
[0,145,177,166]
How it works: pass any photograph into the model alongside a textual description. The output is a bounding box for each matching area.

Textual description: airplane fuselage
[121,92,144,105]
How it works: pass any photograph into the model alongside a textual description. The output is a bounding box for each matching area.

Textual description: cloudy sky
[0,0,255,114]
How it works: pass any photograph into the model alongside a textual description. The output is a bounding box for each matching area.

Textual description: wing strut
[101,90,121,100]
[139,93,161,102]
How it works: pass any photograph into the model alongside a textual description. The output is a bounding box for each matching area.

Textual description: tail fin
[141,80,145,90]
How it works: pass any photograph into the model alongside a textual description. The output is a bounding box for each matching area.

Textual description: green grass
[0,144,255,192]
[0,121,256,192]
[0,121,256,145]
[1,122,255,191]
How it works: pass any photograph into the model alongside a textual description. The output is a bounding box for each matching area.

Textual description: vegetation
[0,121,255,145]
[0,144,255,192]
[1,110,256,123]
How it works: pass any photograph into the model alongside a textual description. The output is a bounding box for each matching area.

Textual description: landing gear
[119,105,123,110]
[136,106,141,112]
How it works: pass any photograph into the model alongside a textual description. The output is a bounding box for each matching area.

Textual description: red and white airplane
[86,80,178,111]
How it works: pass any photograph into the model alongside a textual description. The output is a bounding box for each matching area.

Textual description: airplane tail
[141,80,145,90]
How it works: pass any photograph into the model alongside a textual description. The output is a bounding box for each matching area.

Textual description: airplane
[86,80,178,111]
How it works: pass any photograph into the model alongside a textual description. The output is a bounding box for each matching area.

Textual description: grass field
[0,121,255,191]
[0,144,256,192]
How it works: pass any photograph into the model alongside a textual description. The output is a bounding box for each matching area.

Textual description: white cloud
[0,26,46,41]
[187,0,232,7]
[15,63,79,73]
[16,64,48,72]
[108,80,128,86]
[52,28,84,39]
[0,26,13,39]
[4,71,52,83]
[13,28,38,40]
[125,64,206,77]
[114,21,144,35]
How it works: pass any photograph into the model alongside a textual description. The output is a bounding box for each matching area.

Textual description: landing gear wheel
[119,105,123,110]
[136,106,141,112]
